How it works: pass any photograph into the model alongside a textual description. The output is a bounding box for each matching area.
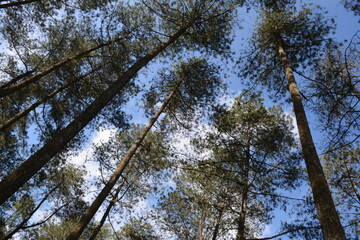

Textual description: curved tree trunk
[276,34,346,240]
[66,76,184,239]
[0,25,190,205]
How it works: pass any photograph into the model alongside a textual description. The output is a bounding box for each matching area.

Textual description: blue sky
[84,1,359,238]
[45,0,359,238]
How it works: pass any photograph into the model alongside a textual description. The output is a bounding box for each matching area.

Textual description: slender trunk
[0,25,190,205]
[2,185,58,240]
[276,34,346,240]
[344,163,360,203]
[0,33,131,98]
[0,0,39,9]
[236,134,250,240]
[66,76,185,239]
[0,70,35,90]
[88,180,125,240]
[199,215,205,240]
[212,201,225,240]
[0,67,99,132]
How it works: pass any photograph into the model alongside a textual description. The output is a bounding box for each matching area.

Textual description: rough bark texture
[276,35,346,240]
[0,25,189,205]
[66,76,184,239]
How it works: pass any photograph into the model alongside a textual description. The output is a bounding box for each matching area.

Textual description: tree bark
[212,201,224,240]
[236,132,250,240]
[0,25,190,206]
[198,215,205,240]
[88,180,125,240]
[0,33,131,98]
[66,76,185,239]
[276,34,346,240]
[0,0,39,9]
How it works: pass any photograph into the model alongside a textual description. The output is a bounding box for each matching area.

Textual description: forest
[0,0,359,239]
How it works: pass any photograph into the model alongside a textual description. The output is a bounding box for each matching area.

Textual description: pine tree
[238,1,346,238]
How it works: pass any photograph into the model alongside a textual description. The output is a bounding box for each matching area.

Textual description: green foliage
[156,92,302,239]
[308,38,360,149]
[118,217,160,240]
[323,146,360,239]
[238,2,334,96]
[144,58,224,127]
[36,219,115,240]
[0,164,87,238]
[342,0,360,17]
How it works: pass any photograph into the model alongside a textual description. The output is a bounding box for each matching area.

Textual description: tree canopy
[0,0,358,239]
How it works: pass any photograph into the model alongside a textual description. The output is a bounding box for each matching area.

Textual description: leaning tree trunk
[88,180,125,240]
[66,76,184,240]
[0,33,131,98]
[276,34,346,240]
[198,215,206,240]
[0,25,191,206]
[0,0,40,9]
[212,201,225,240]
[0,67,100,132]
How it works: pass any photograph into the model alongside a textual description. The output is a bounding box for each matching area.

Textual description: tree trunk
[212,201,224,240]
[0,33,131,98]
[88,180,125,240]
[66,76,185,239]
[0,25,190,205]
[0,67,99,132]
[276,34,346,240]
[198,215,205,240]
[0,0,40,9]
[2,185,58,240]
[236,133,250,240]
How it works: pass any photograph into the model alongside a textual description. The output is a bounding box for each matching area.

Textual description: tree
[117,217,160,240]
[342,0,360,17]
[0,163,87,239]
[0,0,238,206]
[323,146,360,239]
[238,2,346,239]
[66,58,224,239]
[156,92,302,239]
[308,36,360,151]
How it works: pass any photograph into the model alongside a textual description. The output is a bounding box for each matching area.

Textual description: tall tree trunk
[0,33,131,98]
[236,133,250,240]
[212,201,225,240]
[0,25,190,205]
[88,180,125,240]
[276,34,346,240]
[0,67,100,132]
[0,0,39,9]
[66,76,185,240]
[198,215,205,240]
